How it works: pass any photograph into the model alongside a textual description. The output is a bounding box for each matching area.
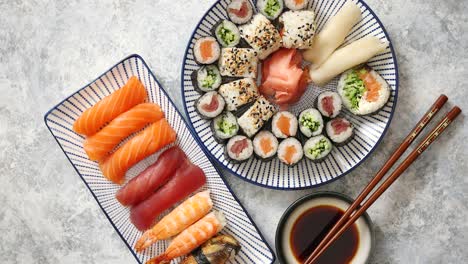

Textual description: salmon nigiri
[73,76,147,136]
[99,118,176,184]
[135,191,213,252]
[84,103,164,161]
[146,211,226,264]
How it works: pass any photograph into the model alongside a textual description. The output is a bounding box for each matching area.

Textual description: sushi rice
[303,135,332,161]
[298,108,323,137]
[279,10,317,49]
[284,0,309,10]
[239,14,282,60]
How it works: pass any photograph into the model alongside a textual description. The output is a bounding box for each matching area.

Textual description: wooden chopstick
[305,101,461,264]
[304,95,447,264]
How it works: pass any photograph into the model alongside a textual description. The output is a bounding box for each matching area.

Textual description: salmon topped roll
[99,118,176,184]
[83,103,164,161]
[73,76,147,136]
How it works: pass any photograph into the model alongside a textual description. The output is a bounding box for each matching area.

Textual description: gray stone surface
[1,0,467,263]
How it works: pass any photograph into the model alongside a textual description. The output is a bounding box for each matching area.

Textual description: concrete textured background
[1,0,467,263]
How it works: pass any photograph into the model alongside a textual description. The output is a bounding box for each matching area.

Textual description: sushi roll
[211,112,239,143]
[298,108,323,137]
[279,10,317,49]
[238,96,277,137]
[303,135,332,161]
[239,14,282,60]
[277,137,303,166]
[271,111,298,139]
[326,117,354,145]
[193,37,221,64]
[226,135,253,163]
[227,0,254,25]
[214,20,241,47]
[195,91,225,119]
[253,131,279,160]
[192,65,222,93]
[317,91,342,118]
[218,78,258,112]
[284,0,309,10]
[337,65,391,115]
[218,48,258,78]
[257,0,284,20]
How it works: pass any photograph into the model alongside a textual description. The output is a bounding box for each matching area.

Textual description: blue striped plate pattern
[44,55,275,264]
[181,0,398,189]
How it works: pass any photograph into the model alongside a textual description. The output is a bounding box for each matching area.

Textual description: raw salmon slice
[83,103,164,161]
[99,118,176,184]
[73,76,147,136]
[358,71,381,102]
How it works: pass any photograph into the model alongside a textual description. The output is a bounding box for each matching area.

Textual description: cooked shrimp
[146,211,226,264]
[135,191,213,252]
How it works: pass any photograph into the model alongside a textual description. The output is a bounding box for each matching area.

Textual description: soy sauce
[290,205,359,264]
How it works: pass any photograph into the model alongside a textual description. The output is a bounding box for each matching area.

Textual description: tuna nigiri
[116,146,187,206]
[83,103,164,161]
[73,76,147,136]
[135,190,213,252]
[146,211,226,264]
[130,160,207,231]
[99,118,176,184]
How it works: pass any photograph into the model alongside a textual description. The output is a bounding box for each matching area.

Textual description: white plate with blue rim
[44,54,275,264]
[181,0,399,190]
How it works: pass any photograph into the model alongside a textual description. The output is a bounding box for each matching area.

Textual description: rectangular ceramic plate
[44,54,275,264]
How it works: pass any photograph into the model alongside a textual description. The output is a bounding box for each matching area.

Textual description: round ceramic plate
[181,0,398,189]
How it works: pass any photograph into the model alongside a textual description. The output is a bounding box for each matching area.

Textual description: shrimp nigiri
[135,190,213,252]
[146,211,226,264]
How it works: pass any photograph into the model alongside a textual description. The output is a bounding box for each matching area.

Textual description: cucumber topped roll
[214,20,241,47]
[338,65,391,115]
[192,65,222,93]
[257,0,284,20]
[211,112,239,143]
[298,108,323,137]
[303,135,332,162]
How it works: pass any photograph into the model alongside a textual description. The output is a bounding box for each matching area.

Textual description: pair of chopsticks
[304,95,461,264]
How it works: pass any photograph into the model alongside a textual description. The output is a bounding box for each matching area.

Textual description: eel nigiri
[73,76,147,136]
[84,103,164,161]
[135,190,213,252]
[116,146,187,206]
[99,118,176,184]
[130,160,207,231]
[180,234,241,264]
[146,211,226,264]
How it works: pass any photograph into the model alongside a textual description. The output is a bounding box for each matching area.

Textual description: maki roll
[211,112,239,143]
[239,14,282,60]
[218,48,258,78]
[278,137,303,166]
[317,91,342,118]
[227,0,254,25]
[257,0,284,20]
[218,78,258,112]
[271,111,298,139]
[214,20,241,47]
[298,108,323,137]
[284,0,309,10]
[192,65,222,93]
[226,135,253,163]
[253,131,279,160]
[238,96,276,137]
[326,117,354,145]
[337,65,391,115]
[195,91,225,119]
[279,10,316,49]
[193,37,221,64]
[303,135,332,161]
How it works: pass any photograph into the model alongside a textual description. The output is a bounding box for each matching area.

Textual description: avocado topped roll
[214,20,241,47]
[211,112,239,143]
[257,0,284,20]
[298,108,323,137]
[338,65,391,115]
[303,135,332,162]
[192,65,222,93]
